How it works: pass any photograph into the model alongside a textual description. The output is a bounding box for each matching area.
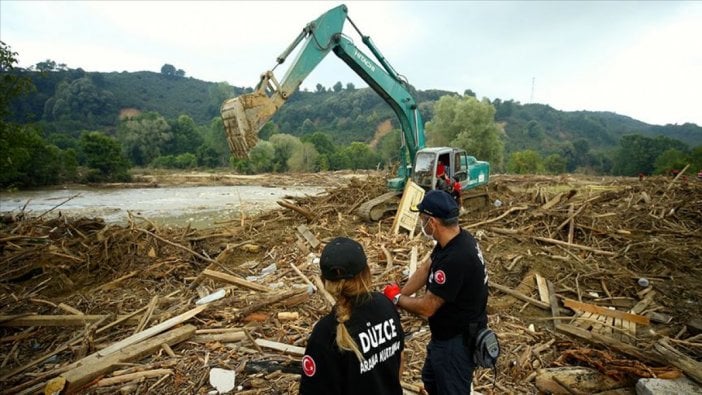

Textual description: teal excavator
[221,4,490,221]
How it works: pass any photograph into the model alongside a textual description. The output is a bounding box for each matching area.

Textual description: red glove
[383,284,401,305]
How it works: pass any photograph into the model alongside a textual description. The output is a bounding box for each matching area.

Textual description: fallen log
[45,324,195,394]
[653,338,702,384]
[278,200,314,222]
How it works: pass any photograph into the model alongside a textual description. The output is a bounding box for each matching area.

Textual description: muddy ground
[1,171,700,394]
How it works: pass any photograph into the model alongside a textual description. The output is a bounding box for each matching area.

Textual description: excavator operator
[436,161,462,209]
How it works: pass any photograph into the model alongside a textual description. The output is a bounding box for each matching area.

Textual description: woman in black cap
[299,237,404,394]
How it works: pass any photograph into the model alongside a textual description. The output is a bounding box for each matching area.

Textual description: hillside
[8,69,702,151]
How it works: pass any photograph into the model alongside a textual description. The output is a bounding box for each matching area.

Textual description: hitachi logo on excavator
[353,49,376,72]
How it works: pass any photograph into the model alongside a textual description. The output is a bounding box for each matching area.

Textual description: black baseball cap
[320,237,367,281]
[411,190,459,219]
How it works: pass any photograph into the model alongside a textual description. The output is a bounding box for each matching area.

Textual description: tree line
[2,41,701,190]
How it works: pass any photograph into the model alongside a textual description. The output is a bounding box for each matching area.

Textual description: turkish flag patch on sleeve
[435,270,446,284]
[302,355,316,377]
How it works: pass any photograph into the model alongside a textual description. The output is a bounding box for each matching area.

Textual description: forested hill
[8,69,702,151]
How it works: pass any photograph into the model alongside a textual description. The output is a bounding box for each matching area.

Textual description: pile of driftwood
[1,173,700,394]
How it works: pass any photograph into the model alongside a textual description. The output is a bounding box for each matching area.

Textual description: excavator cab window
[455,152,469,184]
[412,152,437,189]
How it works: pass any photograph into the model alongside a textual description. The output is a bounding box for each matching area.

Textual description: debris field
[1,172,701,394]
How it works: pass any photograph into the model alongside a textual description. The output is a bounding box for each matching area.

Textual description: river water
[0,185,324,229]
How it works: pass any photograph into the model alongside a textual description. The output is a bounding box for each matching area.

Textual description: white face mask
[420,217,434,240]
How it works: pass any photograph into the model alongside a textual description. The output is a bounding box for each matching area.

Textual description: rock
[636,376,702,395]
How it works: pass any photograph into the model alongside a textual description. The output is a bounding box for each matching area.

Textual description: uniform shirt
[300,292,404,395]
[426,228,488,340]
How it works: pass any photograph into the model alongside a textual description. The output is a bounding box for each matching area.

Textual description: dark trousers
[421,335,475,395]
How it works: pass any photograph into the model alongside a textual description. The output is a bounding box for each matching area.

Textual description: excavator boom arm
[221,3,425,183]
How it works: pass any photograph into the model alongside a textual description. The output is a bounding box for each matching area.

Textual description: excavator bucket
[221,91,283,159]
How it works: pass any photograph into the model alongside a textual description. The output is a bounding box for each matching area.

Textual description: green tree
[78,131,130,182]
[544,153,567,174]
[341,142,381,170]
[1,42,66,188]
[43,77,116,125]
[208,82,235,117]
[35,59,58,72]
[161,64,176,76]
[654,148,688,175]
[288,142,319,172]
[269,134,302,172]
[315,83,325,93]
[117,111,172,166]
[377,128,401,167]
[302,131,336,156]
[613,134,688,176]
[166,114,202,155]
[333,81,343,93]
[346,82,355,91]
[0,124,64,187]
[507,149,544,174]
[1,41,34,119]
[426,95,505,170]
[249,140,275,173]
[198,116,231,167]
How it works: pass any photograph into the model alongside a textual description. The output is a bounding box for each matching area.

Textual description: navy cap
[320,237,367,281]
[411,190,459,219]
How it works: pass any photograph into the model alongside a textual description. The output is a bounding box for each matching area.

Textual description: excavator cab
[411,147,491,211]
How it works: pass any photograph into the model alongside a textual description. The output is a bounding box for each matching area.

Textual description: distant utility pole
[530,77,535,103]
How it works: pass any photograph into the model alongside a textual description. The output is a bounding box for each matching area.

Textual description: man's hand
[383,284,401,305]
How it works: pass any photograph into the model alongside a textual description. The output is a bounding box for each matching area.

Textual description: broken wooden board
[46,324,195,394]
[202,269,271,292]
[296,224,320,249]
[535,366,630,394]
[98,304,207,357]
[563,298,649,325]
[391,180,425,236]
[255,339,305,356]
[535,272,549,304]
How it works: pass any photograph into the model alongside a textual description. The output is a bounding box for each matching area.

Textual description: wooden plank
[202,269,271,292]
[630,290,656,314]
[254,339,305,356]
[556,323,666,365]
[621,319,633,343]
[613,317,623,341]
[589,313,605,334]
[392,180,425,235]
[98,304,207,357]
[0,315,139,327]
[490,282,550,310]
[408,247,418,278]
[547,280,560,328]
[574,312,593,329]
[563,298,649,325]
[296,224,320,249]
[49,324,195,394]
[534,273,549,304]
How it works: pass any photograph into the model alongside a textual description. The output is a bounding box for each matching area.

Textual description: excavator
[220,4,490,221]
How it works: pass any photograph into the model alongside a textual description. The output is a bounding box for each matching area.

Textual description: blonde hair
[323,265,372,362]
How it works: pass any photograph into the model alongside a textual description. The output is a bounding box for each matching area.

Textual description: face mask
[420,217,434,240]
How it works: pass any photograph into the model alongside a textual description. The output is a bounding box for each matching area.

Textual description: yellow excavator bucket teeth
[220,92,282,159]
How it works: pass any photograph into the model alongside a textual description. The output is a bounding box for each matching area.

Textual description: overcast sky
[2,1,701,126]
